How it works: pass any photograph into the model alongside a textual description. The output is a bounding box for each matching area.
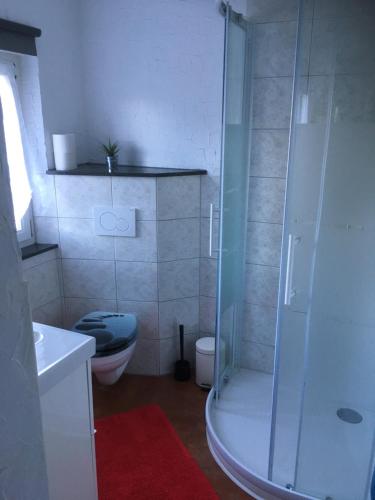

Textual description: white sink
[33,330,44,345]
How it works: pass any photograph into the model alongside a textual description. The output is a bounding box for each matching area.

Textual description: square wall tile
[250,130,289,179]
[117,300,158,340]
[254,22,297,77]
[59,218,114,260]
[248,177,286,224]
[247,0,300,22]
[55,176,112,218]
[127,339,159,375]
[24,259,61,310]
[63,297,117,328]
[245,264,280,307]
[112,177,156,220]
[34,217,60,244]
[115,220,157,262]
[62,259,116,299]
[199,296,216,334]
[253,77,293,129]
[156,177,200,220]
[242,303,277,346]
[313,0,375,20]
[240,341,275,373]
[116,261,158,301]
[22,248,58,272]
[200,217,219,259]
[158,297,199,339]
[159,333,197,375]
[158,259,199,301]
[200,258,217,298]
[31,173,57,217]
[200,175,220,218]
[157,219,200,261]
[32,298,63,328]
[248,0,313,21]
[246,222,283,267]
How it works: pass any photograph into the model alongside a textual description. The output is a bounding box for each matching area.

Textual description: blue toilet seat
[72,311,137,358]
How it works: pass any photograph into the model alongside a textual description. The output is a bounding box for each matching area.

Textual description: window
[0,56,33,245]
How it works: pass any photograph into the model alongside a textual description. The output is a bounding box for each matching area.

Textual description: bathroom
[1,0,374,499]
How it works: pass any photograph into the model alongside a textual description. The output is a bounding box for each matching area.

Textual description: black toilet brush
[174,324,191,381]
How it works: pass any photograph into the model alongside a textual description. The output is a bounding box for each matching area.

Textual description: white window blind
[0,59,33,243]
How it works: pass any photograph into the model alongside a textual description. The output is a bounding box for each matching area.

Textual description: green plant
[101,138,120,157]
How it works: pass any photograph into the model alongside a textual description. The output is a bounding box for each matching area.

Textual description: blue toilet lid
[72,311,137,357]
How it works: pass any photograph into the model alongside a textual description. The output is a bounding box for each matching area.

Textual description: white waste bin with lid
[196,337,215,388]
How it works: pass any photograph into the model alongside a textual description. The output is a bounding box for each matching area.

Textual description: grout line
[253,74,294,80]
[198,176,202,334]
[158,295,199,304]
[33,295,61,312]
[246,261,281,268]
[246,262,280,269]
[251,127,290,131]
[155,178,161,367]
[52,176,67,321]
[249,174,287,180]
[55,215,201,222]
[251,19,302,26]
[242,339,276,349]
[253,75,293,80]
[247,219,284,225]
[59,256,202,264]
[21,253,58,271]
[64,295,154,303]
[247,220,284,226]
[111,176,119,314]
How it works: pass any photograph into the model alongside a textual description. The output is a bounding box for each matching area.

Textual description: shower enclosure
[206,2,375,499]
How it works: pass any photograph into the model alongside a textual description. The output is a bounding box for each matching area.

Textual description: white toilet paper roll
[52,133,77,171]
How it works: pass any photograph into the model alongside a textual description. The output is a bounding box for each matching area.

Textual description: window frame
[0,51,34,246]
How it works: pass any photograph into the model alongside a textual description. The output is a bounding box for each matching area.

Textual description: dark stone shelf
[46,163,207,178]
[21,243,58,261]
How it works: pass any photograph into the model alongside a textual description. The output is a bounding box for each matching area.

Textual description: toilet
[72,311,137,385]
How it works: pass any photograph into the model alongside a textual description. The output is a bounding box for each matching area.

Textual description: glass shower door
[214,5,252,396]
[293,8,375,499]
[271,2,375,498]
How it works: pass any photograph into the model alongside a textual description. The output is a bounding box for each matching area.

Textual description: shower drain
[337,408,363,424]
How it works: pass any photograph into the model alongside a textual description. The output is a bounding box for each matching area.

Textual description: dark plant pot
[106,155,117,173]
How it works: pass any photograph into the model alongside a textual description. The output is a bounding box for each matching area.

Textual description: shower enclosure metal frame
[214,1,253,399]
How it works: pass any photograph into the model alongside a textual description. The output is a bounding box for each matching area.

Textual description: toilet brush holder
[174,324,190,381]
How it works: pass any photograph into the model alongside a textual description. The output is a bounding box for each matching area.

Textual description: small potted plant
[102,138,120,173]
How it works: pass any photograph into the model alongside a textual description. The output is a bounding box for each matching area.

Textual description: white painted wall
[80,0,226,169]
[0,105,49,498]
[0,0,86,166]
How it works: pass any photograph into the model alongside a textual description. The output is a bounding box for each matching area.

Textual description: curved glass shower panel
[215,5,252,395]
[269,2,326,488]
[271,2,375,499]
[294,9,375,500]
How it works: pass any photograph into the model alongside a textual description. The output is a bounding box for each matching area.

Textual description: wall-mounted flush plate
[94,206,136,237]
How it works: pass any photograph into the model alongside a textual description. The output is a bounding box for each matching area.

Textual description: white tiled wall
[239,1,300,373]
[22,249,63,328]
[34,174,201,375]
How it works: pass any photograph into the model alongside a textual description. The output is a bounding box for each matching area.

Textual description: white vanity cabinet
[35,322,98,500]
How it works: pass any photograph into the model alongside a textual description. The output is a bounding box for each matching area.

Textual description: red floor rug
[95,404,218,500]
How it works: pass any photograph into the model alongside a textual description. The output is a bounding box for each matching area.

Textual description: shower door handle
[209,203,220,257]
[284,234,300,306]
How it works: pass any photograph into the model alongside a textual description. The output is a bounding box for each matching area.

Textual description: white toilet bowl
[72,311,137,386]
[91,342,136,385]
